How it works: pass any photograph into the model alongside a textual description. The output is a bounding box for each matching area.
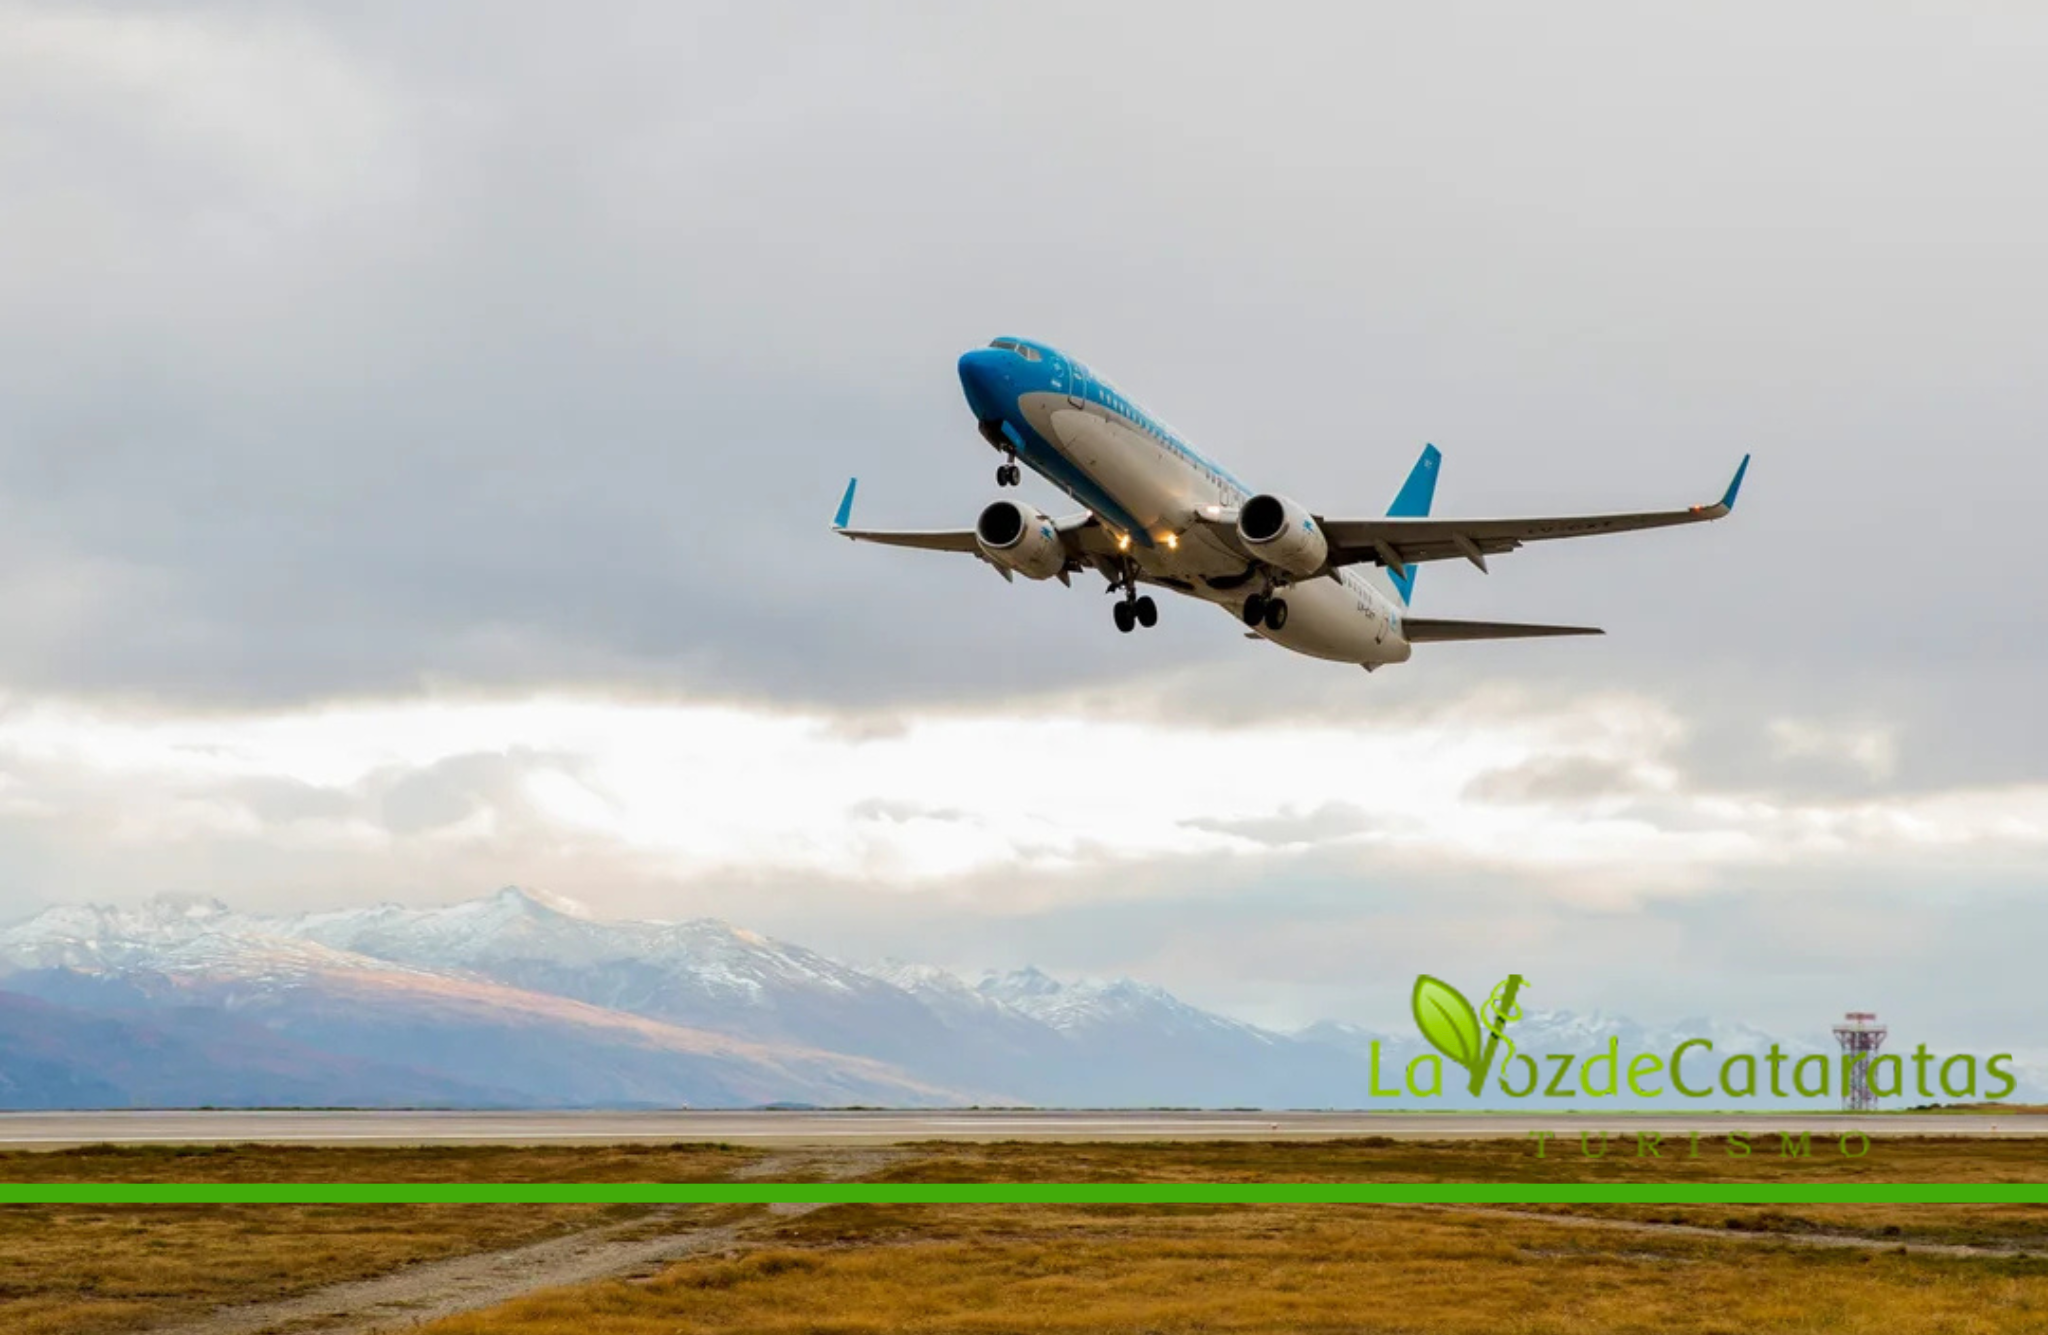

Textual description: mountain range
[0,887,1983,1110]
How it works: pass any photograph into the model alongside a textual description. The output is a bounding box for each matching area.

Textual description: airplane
[833,336,1747,671]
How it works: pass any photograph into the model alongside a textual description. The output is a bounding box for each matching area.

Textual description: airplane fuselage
[958,339,1413,666]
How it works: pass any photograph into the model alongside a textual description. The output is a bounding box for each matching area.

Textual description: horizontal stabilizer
[1402,618,1603,643]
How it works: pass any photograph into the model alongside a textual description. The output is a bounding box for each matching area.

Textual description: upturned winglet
[1719,454,1750,513]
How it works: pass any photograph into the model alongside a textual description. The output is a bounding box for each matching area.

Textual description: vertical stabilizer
[1384,445,1440,604]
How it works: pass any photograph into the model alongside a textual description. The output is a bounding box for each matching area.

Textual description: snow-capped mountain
[972,967,1344,1106]
[280,887,961,1074]
[979,967,1275,1040]
[0,887,1989,1110]
[0,891,969,1109]
[1454,1008,1825,1063]
[0,894,268,972]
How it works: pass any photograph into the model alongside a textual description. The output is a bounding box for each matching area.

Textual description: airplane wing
[1317,455,1749,576]
[834,525,980,553]
[831,478,978,551]
[1401,618,1603,642]
[829,478,1116,580]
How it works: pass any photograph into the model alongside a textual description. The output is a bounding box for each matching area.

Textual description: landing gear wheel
[1113,600,1137,634]
[1263,598,1289,631]
[1242,593,1267,627]
[1134,595,1157,628]
[996,462,1020,486]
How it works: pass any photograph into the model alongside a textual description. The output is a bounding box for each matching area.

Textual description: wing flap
[1402,618,1604,642]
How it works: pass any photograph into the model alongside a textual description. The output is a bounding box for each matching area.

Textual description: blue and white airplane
[835,337,1747,671]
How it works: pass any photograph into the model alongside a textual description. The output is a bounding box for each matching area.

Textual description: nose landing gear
[980,420,1020,486]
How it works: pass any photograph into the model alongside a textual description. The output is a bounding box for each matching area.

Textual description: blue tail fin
[1384,444,1440,604]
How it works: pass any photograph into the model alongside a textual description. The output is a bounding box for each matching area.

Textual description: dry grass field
[13,1129,2037,1186]
[0,1143,761,1334]
[0,1201,656,1335]
[2,1135,2045,1334]
[0,1140,762,1183]
[873,1132,2048,1184]
[416,1202,2048,1335]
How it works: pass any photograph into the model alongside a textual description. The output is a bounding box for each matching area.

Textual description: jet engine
[976,499,1065,580]
[1236,493,1328,577]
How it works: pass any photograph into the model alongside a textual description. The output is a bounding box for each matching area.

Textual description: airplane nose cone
[957,348,1012,422]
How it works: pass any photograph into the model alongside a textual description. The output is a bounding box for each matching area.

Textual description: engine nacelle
[1236,493,1328,577]
[976,499,1065,580]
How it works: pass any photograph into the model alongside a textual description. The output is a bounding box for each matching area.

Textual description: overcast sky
[1,2,2044,1049]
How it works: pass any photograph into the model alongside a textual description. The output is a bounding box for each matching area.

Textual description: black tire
[1134,596,1157,628]
[1113,600,1136,634]
[1264,598,1289,631]
[1242,594,1266,627]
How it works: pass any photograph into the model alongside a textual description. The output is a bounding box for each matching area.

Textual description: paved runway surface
[2,1109,2041,1147]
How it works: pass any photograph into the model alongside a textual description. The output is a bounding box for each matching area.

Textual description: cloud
[1182,803,1386,849]
[1462,755,1660,807]
[1767,718,1899,782]
[1,4,2045,1048]
[1,684,2041,957]
[0,0,2040,759]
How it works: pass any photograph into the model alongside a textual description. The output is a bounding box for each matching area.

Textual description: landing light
[1116,533,1131,552]
[1163,533,1179,550]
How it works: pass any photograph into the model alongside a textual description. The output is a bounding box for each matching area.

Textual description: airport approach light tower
[1833,1011,1888,1112]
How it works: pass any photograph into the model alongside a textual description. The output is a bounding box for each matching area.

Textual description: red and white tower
[1833,1011,1888,1112]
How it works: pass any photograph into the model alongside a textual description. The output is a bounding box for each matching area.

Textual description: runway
[2,1108,2042,1147]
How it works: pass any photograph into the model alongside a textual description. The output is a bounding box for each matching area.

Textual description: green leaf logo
[1411,974,1485,1079]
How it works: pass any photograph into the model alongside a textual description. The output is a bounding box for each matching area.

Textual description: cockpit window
[988,339,1042,361]
[989,338,1020,352]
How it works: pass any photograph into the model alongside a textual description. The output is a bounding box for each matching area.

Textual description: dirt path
[145,1151,903,1335]
[143,1207,763,1335]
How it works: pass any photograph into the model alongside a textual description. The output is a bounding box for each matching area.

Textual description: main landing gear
[1242,592,1289,631]
[996,460,1021,486]
[1114,595,1158,634]
[1108,560,1157,634]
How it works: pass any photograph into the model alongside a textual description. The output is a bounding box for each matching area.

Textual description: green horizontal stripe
[2,1183,2044,1204]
